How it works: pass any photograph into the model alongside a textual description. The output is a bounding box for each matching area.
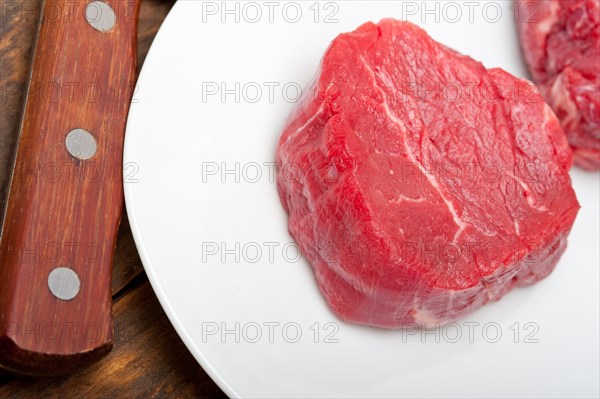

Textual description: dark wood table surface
[0,0,226,397]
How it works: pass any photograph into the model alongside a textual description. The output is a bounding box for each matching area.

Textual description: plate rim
[123,1,239,397]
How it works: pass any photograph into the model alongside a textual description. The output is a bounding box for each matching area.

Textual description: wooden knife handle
[0,0,140,376]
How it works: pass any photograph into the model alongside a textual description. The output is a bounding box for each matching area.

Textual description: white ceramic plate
[124,1,600,397]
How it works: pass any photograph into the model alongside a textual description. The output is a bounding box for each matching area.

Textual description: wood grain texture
[0,280,227,398]
[0,0,141,375]
[0,0,146,300]
[1,0,224,395]
[0,0,41,213]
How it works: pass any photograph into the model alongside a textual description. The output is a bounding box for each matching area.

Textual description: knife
[0,0,140,376]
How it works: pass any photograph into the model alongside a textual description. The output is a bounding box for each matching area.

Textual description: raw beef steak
[516,0,600,170]
[276,20,580,328]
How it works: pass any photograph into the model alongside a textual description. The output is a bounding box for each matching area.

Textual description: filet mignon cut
[276,20,580,328]
[516,0,600,170]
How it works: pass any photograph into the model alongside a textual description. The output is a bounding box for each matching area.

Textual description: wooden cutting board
[0,0,224,396]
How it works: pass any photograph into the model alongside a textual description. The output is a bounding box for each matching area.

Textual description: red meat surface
[276,20,580,328]
[516,0,600,170]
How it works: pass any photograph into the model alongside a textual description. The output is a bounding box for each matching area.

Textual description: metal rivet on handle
[85,1,116,32]
[66,129,97,160]
[48,267,81,301]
